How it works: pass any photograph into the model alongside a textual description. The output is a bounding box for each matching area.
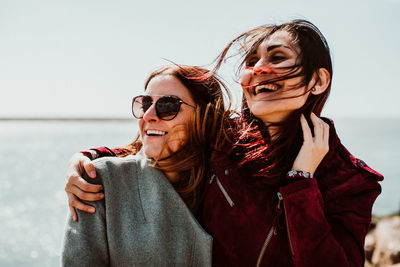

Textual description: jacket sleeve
[279,165,382,267]
[61,177,110,266]
[81,146,133,159]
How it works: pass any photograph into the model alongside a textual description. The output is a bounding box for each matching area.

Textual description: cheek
[163,125,188,155]
[163,107,193,151]
[168,123,188,142]
[177,127,188,142]
[241,70,252,87]
[138,120,145,137]
[279,94,308,111]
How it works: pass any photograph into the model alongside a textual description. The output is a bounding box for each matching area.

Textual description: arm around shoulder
[62,172,109,266]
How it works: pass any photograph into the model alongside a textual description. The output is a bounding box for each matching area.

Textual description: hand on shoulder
[291,113,330,175]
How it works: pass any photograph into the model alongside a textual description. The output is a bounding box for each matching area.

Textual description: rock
[365,214,400,267]
[365,232,376,263]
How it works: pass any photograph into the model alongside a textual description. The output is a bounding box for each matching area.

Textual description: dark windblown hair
[214,19,333,185]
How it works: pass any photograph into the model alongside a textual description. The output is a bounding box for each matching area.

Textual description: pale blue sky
[1,0,399,118]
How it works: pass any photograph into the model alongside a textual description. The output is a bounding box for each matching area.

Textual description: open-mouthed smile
[145,130,167,136]
[254,83,280,95]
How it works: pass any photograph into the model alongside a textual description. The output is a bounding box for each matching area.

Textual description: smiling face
[241,30,314,124]
[139,74,195,159]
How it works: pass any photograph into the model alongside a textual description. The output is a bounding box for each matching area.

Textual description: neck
[264,122,280,141]
[164,171,180,183]
[260,111,295,140]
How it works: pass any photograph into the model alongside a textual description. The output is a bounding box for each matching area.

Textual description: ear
[311,68,330,95]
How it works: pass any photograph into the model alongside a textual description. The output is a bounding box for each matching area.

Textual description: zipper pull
[209,171,235,207]
[209,173,216,184]
[277,191,295,258]
[277,192,283,211]
[273,192,284,235]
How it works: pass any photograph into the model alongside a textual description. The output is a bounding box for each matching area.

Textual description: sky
[0,0,399,118]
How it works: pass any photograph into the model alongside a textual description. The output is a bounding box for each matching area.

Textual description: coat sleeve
[279,164,382,267]
[61,179,110,266]
[81,146,133,159]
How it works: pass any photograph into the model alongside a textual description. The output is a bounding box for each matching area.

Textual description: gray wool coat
[61,155,212,267]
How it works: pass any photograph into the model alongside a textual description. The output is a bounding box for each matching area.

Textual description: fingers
[66,173,103,193]
[309,113,330,153]
[67,153,86,176]
[293,113,330,174]
[65,176,104,200]
[321,116,330,145]
[68,192,96,214]
[81,157,96,179]
[301,113,329,143]
[310,113,322,140]
[65,152,102,218]
[67,184,104,202]
[300,114,312,142]
[69,206,78,222]
[67,152,95,179]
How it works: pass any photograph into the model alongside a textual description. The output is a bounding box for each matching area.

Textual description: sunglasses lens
[132,95,182,120]
[132,96,152,119]
[156,96,181,120]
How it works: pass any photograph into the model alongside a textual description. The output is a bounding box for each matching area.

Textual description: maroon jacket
[89,119,382,267]
[200,120,382,267]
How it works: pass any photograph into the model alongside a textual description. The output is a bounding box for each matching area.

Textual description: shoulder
[317,118,383,190]
[88,154,163,186]
[93,154,140,168]
[92,154,153,174]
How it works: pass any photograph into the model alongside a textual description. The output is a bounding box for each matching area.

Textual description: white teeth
[254,84,279,94]
[146,130,167,136]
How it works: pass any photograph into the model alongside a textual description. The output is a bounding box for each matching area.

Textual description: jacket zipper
[255,225,274,267]
[209,173,235,207]
[278,192,295,257]
[255,192,284,267]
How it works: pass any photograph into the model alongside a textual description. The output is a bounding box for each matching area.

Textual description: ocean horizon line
[1,115,399,121]
[0,117,133,121]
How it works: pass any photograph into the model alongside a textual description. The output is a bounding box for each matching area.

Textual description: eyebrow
[266,44,292,52]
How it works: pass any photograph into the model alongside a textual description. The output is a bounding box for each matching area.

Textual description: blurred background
[0,0,399,265]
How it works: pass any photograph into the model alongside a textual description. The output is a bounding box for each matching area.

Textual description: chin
[145,147,174,160]
[143,147,161,159]
[250,108,273,120]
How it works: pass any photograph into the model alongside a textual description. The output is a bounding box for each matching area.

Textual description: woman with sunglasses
[64,20,382,266]
[62,65,232,266]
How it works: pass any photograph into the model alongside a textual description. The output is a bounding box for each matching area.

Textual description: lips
[254,83,280,95]
[145,130,167,136]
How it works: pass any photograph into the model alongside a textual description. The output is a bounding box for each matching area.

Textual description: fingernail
[100,194,104,198]
[73,215,77,222]
[88,207,95,213]
[90,171,96,177]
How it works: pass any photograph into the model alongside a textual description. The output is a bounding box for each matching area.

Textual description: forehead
[257,30,299,54]
[145,74,193,102]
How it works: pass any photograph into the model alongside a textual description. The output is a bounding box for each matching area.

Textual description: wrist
[80,149,98,160]
[287,170,314,179]
[282,170,314,186]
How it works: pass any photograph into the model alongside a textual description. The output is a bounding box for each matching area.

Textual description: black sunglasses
[132,95,195,121]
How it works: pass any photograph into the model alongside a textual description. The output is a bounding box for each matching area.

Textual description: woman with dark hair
[62,65,232,266]
[199,20,382,266]
[64,20,382,266]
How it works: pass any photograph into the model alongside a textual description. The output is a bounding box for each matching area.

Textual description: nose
[252,65,273,76]
[142,103,159,123]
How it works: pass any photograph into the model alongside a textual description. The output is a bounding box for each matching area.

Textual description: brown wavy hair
[214,19,333,185]
[115,65,233,211]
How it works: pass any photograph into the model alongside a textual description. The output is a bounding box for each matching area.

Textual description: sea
[0,118,398,266]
